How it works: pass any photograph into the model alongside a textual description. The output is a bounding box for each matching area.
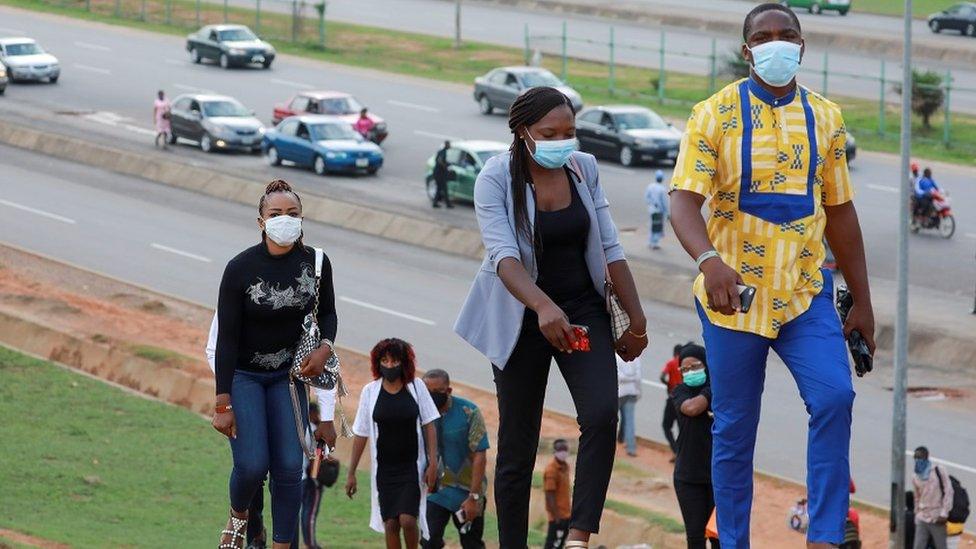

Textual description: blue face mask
[525,132,578,169]
[748,40,802,88]
[684,369,707,387]
[914,458,931,476]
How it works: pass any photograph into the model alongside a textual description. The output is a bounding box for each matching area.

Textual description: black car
[576,105,682,167]
[928,3,976,36]
[185,24,276,69]
[168,94,265,153]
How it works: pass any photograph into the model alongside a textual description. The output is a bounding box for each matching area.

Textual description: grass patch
[604,498,686,535]
[130,343,192,366]
[612,459,647,478]
[841,0,948,18]
[7,0,975,166]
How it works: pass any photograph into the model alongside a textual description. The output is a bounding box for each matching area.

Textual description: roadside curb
[2,119,974,368]
[463,0,976,67]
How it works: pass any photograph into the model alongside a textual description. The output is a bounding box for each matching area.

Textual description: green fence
[524,22,976,150]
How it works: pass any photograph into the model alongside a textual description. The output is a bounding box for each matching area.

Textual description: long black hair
[508,87,575,245]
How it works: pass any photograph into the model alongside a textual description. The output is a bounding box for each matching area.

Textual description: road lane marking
[387,100,440,113]
[173,83,215,93]
[339,296,436,326]
[866,184,898,193]
[905,451,976,475]
[0,199,76,224]
[413,130,456,141]
[74,41,111,52]
[965,233,976,240]
[73,63,111,75]
[641,379,667,390]
[150,243,212,263]
[270,78,314,90]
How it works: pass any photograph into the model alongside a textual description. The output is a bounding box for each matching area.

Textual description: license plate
[242,137,255,145]
[356,158,369,168]
[252,55,265,63]
[667,149,678,159]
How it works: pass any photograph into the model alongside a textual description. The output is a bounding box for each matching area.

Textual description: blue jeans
[618,395,638,454]
[229,369,308,544]
[696,271,854,548]
[649,213,665,246]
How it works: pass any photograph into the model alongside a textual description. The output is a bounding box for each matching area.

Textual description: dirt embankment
[0,244,907,548]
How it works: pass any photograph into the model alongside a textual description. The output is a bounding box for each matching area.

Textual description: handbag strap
[289,379,315,460]
[310,247,323,321]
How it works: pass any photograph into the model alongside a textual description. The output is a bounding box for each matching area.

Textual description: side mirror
[190,111,202,120]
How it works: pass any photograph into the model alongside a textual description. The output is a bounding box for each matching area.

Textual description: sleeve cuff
[490,248,521,272]
[605,245,626,264]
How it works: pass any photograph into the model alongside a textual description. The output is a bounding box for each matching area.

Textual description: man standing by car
[669,4,874,547]
[432,141,454,209]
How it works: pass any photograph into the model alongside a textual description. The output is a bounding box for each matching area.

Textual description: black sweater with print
[215,242,337,395]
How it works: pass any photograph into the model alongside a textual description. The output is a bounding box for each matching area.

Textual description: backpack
[937,467,971,524]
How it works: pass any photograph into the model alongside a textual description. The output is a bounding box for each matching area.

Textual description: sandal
[565,542,589,549]
[218,513,248,549]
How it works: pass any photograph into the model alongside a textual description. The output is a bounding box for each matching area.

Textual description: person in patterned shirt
[669,4,876,548]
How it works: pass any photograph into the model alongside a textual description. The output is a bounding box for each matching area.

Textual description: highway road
[2,144,974,517]
[1,6,974,299]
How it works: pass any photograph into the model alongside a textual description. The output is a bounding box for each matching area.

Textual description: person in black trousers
[432,140,453,209]
[672,344,719,549]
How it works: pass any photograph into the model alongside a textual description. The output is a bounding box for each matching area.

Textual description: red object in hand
[570,325,591,352]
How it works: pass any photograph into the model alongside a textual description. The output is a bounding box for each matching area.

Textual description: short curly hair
[369,338,417,382]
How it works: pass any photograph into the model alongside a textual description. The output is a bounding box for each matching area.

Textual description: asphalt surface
[1,6,974,298]
[2,144,975,517]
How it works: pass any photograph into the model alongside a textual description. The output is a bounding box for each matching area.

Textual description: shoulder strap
[314,247,323,278]
[936,465,946,497]
[567,155,596,193]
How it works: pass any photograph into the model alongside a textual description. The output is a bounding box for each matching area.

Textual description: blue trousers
[229,369,308,544]
[618,395,638,455]
[696,271,854,547]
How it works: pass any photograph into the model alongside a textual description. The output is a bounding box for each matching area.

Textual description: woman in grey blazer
[454,87,647,549]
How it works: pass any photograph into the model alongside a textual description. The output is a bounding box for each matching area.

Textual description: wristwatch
[468,493,481,501]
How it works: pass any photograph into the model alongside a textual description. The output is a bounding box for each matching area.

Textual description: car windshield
[218,28,257,41]
[613,110,668,130]
[310,123,361,141]
[476,149,507,164]
[319,97,363,115]
[5,42,43,56]
[202,101,250,117]
[520,71,562,88]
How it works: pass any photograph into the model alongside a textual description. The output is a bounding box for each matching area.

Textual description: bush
[893,69,945,130]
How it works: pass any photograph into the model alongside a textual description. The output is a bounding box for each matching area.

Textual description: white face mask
[554,450,569,462]
[263,215,302,246]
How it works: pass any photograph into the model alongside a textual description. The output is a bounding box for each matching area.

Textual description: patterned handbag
[605,264,631,343]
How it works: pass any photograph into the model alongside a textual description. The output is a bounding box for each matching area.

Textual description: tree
[894,69,945,130]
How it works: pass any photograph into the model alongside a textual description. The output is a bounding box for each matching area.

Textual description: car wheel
[200,134,214,153]
[426,177,438,201]
[313,155,327,176]
[49,76,58,84]
[367,167,379,175]
[810,3,821,14]
[839,9,849,16]
[262,59,273,69]
[930,20,940,33]
[219,54,230,69]
[190,48,201,63]
[0,87,5,95]
[168,131,178,145]
[619,146,635,167]
[266,146,281,166]
[478,95,494,115]
[967,23,975,37]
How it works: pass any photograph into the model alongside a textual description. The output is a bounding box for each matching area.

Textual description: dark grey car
[185,24,276,69]
[473,66,583,115]
[928,2,976,36]
[576,106,681,167]
[168,94,265,153]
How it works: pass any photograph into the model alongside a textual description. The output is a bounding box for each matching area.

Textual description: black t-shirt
[215,242,337,394]
[535,176,592,304]
[373,385,420,480]
[672,382,714,483]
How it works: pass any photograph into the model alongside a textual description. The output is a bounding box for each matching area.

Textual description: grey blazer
[453,150,626,368]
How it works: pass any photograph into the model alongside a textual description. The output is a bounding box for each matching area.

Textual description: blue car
[263,115,384,175]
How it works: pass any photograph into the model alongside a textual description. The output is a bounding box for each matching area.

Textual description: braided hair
[258,179,304,248]
[508,87,575,246]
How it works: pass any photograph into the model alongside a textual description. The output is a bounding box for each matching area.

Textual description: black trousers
[421,501,486,549]
[433,177,451,206]
[674,479,720,549]
[662,395,678,453]
[544,519,570,549]
[493,292,618,548]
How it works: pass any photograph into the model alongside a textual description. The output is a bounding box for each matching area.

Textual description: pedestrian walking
[544,439,573,549]
[455,86,648,549]
[616,354,642,457]
[912,446,953,549]
[153,89,171,149]
[421,369,490,549]
[669,4,875,547]
[212,179,339,549]
[671,344,719,549]
[660,343,686,460]
[346,338,440,549]
[645,169,669,249]
[432,141,454,208]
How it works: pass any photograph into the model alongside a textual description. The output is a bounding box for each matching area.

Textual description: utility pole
[890,0,912,547]
[454,0,461,49]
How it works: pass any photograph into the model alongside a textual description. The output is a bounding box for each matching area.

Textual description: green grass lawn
[4,0,976,166]
[846,0,948,18]
[0,346,547,547]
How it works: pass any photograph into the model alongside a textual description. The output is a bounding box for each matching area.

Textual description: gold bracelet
[627,328,648,339]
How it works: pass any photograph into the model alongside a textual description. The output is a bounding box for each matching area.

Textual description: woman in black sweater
[212,180,338,549]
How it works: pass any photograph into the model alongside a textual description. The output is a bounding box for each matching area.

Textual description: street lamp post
[454,0,461,49]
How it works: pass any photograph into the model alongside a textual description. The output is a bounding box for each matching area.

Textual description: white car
[0,37,60,83]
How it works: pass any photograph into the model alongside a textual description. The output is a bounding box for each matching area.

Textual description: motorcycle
[910,190,955,239]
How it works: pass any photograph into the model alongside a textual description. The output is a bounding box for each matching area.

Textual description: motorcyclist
[914,167,942,219]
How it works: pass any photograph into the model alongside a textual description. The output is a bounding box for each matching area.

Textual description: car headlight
[325,151,348,159]
[257,127,266,135]
[203,122,230,136]
[375,122,387,132]
[633,139,650,148]
[0,68,5,78]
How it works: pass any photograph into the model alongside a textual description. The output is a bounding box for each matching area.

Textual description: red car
[272,91,388,144]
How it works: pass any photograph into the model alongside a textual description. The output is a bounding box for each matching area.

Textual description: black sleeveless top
[534,176,592,303]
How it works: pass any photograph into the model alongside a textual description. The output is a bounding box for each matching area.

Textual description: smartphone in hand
[736,285,757,314]
[569,324,591,352]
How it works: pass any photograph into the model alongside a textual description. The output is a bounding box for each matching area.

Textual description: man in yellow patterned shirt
[669,4,876,548]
